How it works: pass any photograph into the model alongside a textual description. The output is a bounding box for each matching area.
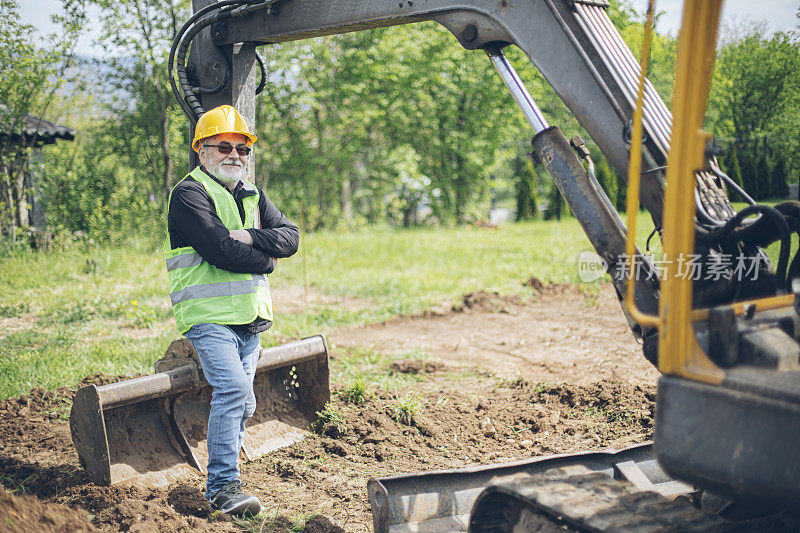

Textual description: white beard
[205,158,245,186]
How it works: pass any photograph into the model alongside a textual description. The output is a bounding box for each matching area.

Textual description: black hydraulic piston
[531,126,659,318]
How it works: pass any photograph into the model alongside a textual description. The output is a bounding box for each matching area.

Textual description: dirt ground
[0,281,658,532]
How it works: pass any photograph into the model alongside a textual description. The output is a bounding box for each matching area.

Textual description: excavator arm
[180,0,674,324]
[180,0,787,333]
[188,0,666,212]
[188,0,665,189]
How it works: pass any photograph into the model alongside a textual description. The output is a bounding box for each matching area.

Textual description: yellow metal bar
[690,294,794,322]
[658,0,724,383]
[623,0,660,329]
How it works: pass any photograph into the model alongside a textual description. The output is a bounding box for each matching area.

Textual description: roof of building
[0,105,76,147]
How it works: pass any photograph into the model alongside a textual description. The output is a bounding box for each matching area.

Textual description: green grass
[338,375,369,405]
[311,402,348,437]
[0,218,662,399]
[331,345,428,391]
[235,509,329,533]
[289,221,602,298]
[390,391,422,425]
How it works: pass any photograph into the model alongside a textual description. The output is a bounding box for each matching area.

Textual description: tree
[594,156,619,211]
[615,173,628,213]
[614,1,678,107]
[722,145,744,202]
[40,118,162,241]
[755,155,772,199]
[90,0,190,201]
[770,153,789,199]
[544,183,563,220]
[255,23,523,228]
[515,156,538,221]
[708,27,800,178]
[255,32,398,229]
[0,0,84,240]
[205,2,659,229]
[379,24,520,223]
[741,152,760,201]
[24,0,666,236]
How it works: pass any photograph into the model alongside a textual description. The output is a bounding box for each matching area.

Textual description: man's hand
[229,229,253,245]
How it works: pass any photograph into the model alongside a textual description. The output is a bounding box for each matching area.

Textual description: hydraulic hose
[175,4,248,118]
[169,0,275,120]
[696,204,791,293]
[175,13,228,117]
[708,160,757,207]
[773,202,800,287]
[255,52,266,95]
[194,51,231,95]
[169,0,247,119]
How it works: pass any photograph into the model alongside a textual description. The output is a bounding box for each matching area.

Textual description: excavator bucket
[70,335,330,487]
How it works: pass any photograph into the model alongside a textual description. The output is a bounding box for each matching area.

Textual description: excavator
[68,0,800,530]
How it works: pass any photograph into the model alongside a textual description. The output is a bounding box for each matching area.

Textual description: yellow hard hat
[192,105,258,152]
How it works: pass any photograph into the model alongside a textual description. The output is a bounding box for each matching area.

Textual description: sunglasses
[204,143,251,156]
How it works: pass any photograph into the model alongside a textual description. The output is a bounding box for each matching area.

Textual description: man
[165,105,299,516]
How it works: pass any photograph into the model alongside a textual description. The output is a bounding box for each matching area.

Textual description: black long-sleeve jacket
[167,167,299,332]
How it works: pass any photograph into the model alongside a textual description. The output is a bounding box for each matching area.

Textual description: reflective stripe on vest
[165,251,204,271]
[164,167,273,333]
[169,275,268,307]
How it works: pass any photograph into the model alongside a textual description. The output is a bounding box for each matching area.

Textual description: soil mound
[62,485,146,514]
[440,281,577,316]
[0,376,654,532]
[508,380,656,433]
[93,496,231,532]
[452,291,522,313]
[523,276,545,291]
[270,379,655,485]
[57,484,238,532]
[0,386,72,420]
[390,360,445,374]
[522,276,573,295]
[167,484,213,518]
[302,515,346,533]
[0,485,96,533]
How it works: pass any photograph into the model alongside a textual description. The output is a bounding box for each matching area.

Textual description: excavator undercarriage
[67,0,800,530]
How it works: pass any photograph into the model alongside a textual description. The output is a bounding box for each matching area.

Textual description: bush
[544,184,563,220]
[755,155,772,199]
[741,152,760,200]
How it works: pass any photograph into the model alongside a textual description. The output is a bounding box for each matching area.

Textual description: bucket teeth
[70,335,330,487]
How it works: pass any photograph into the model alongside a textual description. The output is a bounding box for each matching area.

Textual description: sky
[18,0,800,57]
[655,0,798,36]
[19,0,102,56]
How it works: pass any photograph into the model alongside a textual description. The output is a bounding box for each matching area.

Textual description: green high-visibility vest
[164,167,273,334]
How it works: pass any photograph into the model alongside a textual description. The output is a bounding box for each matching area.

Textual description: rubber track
[470,465,743,532]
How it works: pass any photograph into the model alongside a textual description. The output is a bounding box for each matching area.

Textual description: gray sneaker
[210,480,262,516]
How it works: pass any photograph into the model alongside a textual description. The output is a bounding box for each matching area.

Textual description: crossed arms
[167,178,299,275]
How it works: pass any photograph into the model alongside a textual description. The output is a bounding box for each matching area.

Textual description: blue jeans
[185,323,260,499]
